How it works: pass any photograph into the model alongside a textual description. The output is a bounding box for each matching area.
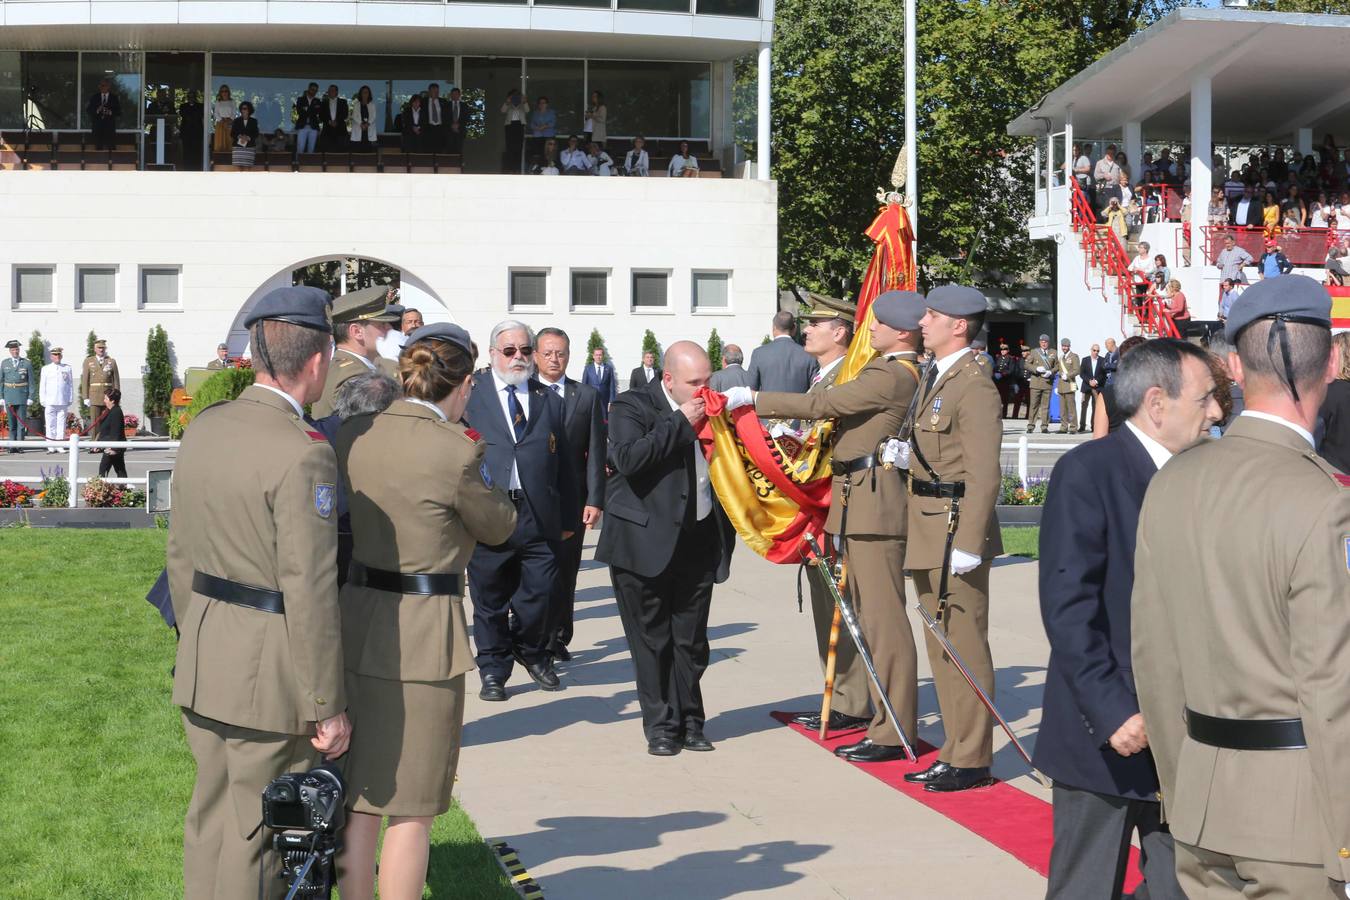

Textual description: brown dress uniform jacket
[1025,347,1057,392]
[756,353,920,537]
[905,350,1004,567]
[167,384,346,734]
[1132,415,1350,879]
[1056,352,1081,394]
[80,354,120,407]
[311,348,377,419]
[335,399,517,682]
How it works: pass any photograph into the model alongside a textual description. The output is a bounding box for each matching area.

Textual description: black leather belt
[910,479,966,499]
[830,454,878,477]
[192,571,285,615]
[1185,709,1307,751]
[350,562,463,597]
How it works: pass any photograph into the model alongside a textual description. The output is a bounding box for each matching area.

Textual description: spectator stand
[0,130,139,171]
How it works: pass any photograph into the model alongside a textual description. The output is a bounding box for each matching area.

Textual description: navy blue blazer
[464,373,578,542]
[580,361,617,405]
[1034,425,1162,800]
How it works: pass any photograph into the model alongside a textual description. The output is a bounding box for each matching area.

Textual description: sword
[913,601,1050,788]
[802,533,917,762]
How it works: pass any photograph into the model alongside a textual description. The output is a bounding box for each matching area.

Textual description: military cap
[1061,338,1071,347]
[406,322,472,355]
[801,292,857,324]
[243,285,334,332]
[872,290,925,331]
[333,285,402,324]
[51,347,64,354]
[94,339,107,348]
[926,284,988,317]
[217,342,228,350]
[4,340,18,349]
[1038,333,1050,342]
[1224,273,1331,343]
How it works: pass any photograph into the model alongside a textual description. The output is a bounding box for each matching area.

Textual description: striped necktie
[506,384,527,442]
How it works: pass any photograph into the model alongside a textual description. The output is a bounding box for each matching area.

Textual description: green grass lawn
[1000,526,1039,560]
[0,528,515,900]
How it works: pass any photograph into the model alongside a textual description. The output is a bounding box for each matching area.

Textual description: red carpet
[770,711,1143,893]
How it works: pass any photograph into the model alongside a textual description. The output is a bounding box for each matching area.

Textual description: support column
[1124,121,1142,177]
[904,0,917,240]
[1297,127,1313,159]
[1190,74,1212,308]
[756,42,771,181]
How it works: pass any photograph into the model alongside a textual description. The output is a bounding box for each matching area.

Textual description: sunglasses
[496,345,533,358]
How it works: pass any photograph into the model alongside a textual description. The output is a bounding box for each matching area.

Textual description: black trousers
[610,516,719,741]
[467,498,558,679]
[317,127,346,153]
[91,119,116,151]
[1046,782,1184,900]
[503,123,524,173]
[550,528,585,648]
[98,449,127,478]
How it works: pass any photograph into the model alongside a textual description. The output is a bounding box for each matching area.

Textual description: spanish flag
[1330,285,1350,330]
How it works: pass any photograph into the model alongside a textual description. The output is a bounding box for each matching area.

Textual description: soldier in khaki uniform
[166,286,351,900]
[727,291,925,762]
[1025,333,1056,433]
[206,343,231,370]
[79,338,120,414]
[1055,338,1081,433]
[335,323,517,900]
[312,287,403,418]
[1133,275,1350,899]
[903,284,1004,792]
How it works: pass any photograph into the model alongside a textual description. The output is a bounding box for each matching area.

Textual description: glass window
[80,52,143,132]
[618,0,690,11]
[696,0,759,14]
[140,267,180,308]
[14,267,55,308]
[510,270,548,309]
[0,52,79,131]
[525,60,584,140]
[212,55,455,135]
[571,271,608,309]
[587,61,711,139]
[78,267,117,308]
[632,272,669,309]
[692,271,729,311]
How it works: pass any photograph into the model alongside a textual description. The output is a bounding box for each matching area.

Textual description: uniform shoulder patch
[1335,473,1350,488]
[306,430,328,443]
[464,426,482,443]
[315,483,335,518]
[480,461,494,489]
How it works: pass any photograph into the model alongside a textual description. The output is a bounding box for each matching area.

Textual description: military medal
[548,432,557,453]
[930,397,942,426]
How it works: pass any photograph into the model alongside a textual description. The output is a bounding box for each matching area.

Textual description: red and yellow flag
[699,202,917,563]
[1330,284,1350,330]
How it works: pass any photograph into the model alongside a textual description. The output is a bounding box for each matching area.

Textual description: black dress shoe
[833,737,872,757]
[647,737,681,757]
[550,643,573,663]
[479,675,506,702]
[522,659,562,691]
[839,740,905,763]
[791,711,870,731]
[682,731,715,752]
[923,765,997,793]
[903,760,953,784]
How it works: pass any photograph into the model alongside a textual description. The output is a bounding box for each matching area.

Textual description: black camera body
[261,764,346,899]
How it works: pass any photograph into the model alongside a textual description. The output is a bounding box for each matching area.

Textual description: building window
[14,266,55,309]
[587,61,712,140]
[631,271,670,311]
[570,270,609,310]
[77,267,117,308]
[510,270,548,310]
[692,271,730,312]
[140,267,181,309]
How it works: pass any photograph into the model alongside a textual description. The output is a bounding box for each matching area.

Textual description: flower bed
[1,480,37,508]
[82,477,146,509]
[999,472,1049,506]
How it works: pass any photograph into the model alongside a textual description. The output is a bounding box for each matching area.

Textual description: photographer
[166,286,350,899]
[334,323,517,900]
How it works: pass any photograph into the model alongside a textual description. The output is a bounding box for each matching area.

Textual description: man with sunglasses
[464,320,578,702]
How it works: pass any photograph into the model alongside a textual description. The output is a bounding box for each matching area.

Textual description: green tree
[640,329,663,365]
[26,331,46,424]
[144,325,173,419]
[586,328,609,363]
[86,330,98,360]
[706,329,724,372]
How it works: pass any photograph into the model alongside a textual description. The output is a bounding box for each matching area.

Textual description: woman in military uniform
[335,323,517,900]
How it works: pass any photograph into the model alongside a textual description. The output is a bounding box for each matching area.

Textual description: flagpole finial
[877,151,912,208]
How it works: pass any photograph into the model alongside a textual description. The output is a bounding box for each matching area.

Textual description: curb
[0,508,161,528]
[488,840,544,900]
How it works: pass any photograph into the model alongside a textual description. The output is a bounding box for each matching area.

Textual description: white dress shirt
[812,355,845,385]
[492,370,530,490]
[428,99,440,126]
[561,148,592,173]
[662,384,712,521]
[336,348,376,371]
[538,375,566,399]
[254,383,306,418]
[404,397,447,421]
[642,366,654,383]
[1124,420,1173,470]
[1238,410,1315,449]
[931,347,970,384]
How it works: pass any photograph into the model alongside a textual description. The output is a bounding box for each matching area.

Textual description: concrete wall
[0,171,778,420]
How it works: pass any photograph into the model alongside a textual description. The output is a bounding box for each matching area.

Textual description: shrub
[38,468,70,508]
[26,330,46,424]
[86,330,98,360]
[170,368,255,438]
[144,325,173,419]
[82,477,146,509]
[640,329,663,365]
[586,328,609,364]
[999,471,1049,506]
[706,328,724,372]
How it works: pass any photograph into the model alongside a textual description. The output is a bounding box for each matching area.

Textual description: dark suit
[629,365,661,389]
[87,91,121,150]
[446,98,469,154]
[746,336,818,393]
[1078,354,1108,431]
[708,364,749,392]
[1103,349,1121,385]
[581,361,618,405]
[318,96,348,151]
[401,107,427,152]
[540,377,607,650]
[1037,426,1183,900]
[294,94,323,131]
[1228,196,1263,227]
[464,373,578,679]
[424,97,449,152]
[596,380,735,741]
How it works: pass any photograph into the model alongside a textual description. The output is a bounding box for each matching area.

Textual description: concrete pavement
[457,534,1053,899]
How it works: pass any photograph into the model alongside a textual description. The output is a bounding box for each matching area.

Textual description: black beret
[243,286,334,332]
[872,290,925,331]
[1224,274,1331,343]
[405,322,473,355]
[926,284,988,317]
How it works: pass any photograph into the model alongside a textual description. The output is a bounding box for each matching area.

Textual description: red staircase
[1067,179,1180,338]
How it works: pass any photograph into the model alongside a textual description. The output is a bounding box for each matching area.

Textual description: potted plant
[144,325,173,435]
[0,480,37,508]
[123,414,140,438]
[82,476,146,509]
[37,468,69,508]
[64,411,84,439]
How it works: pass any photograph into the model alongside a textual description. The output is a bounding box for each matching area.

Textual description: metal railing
[0,434,178,507]
[1003,435,1072,487]
[1201,225,1340,267]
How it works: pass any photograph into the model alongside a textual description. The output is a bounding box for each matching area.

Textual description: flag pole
[904,0,917,243]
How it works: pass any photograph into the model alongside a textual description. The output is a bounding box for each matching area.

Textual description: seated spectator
[1281,184,1306,227]
[1258,239,1292,279]
[1326,244,1347,286]
[532,138,559,176]
[559,135,593,175]
[262,128,289,154]
[668,141,700,178]
[401,94,426,152]
[1162,279,1190,332]
[588,142,614,177]
[1127,242,1154,304]
[230,101,259,169]
[1310,192,1331,228]
[1151,254,1170,291]
[1261,190,1280,235]
[623,136,650,177]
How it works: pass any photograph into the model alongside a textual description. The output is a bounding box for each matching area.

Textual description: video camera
[260,764,346,899]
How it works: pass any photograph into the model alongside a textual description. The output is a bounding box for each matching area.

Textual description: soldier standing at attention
[1133,275,1350,898]
[903,284,1004,793]
[206,343,231,370]
[80,338,120,419]
[166,286,351,899]
[335,323,517,900]
[1056,338,1081,433]
[724,291,925,761]
[312,290,403,418]
[1025,333,1056,433]
[2,339,34,452]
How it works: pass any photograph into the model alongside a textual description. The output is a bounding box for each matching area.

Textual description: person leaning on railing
[1162,279,1190,337]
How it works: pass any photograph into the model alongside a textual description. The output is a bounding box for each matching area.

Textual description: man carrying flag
[724,291,925,762]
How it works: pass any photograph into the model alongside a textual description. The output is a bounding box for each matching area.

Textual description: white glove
[880,438,910,470]
[723,386,755,411]
[950,548,982,576]
[1036,367,1049,376]
[83,399,90,407]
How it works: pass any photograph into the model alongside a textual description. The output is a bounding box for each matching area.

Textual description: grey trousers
[1045,782,1185,900]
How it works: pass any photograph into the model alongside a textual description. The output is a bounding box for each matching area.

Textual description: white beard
[496,365,531,387]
